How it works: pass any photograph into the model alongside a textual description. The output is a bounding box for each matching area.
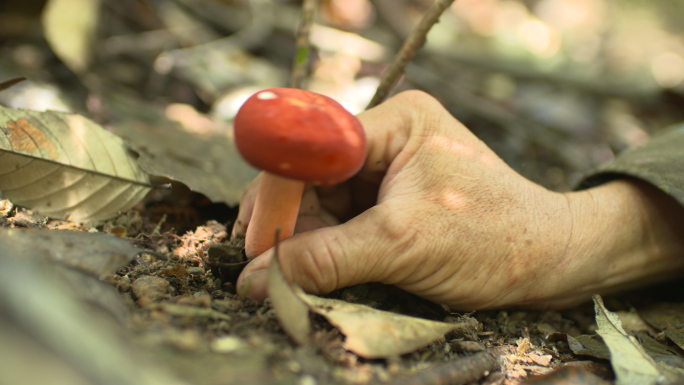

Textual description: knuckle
[391,90,443,112]
[390,90,455,136]
[286,235,341,294]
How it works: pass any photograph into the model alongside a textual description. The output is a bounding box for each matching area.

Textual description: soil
[3,1,684,383]
[2,192,616,385]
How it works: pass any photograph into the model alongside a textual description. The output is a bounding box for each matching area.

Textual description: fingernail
[237,270,267,300]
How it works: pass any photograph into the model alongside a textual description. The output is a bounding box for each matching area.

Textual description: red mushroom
[234,88,366,258]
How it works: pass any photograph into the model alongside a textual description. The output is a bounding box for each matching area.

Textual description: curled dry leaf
[266,249,465,358]
[297,292,465,359]
[0,106,151,222]
[266,250,311,346]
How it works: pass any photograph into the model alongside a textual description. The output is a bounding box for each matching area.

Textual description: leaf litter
[1,98,683,383]
[0,187,678,384]
[6,193,684,384]
[5,0,684,382]
[266,236,468,357]
[0,203,559,384]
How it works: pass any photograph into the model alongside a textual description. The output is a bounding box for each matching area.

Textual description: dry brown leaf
[266,232,465,358]
[113,119,257,206]
[0,106,151,222]
[297,292,465,359]
[267,251,311,345]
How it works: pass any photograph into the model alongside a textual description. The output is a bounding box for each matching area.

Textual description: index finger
[355,90,451,181]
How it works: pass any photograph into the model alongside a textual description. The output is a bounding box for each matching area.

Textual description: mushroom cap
[234,88,367,186]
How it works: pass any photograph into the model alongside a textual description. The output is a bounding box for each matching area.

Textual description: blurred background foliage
[1,0,684,195]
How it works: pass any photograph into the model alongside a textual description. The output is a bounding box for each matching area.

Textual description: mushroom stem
[245,172,305,259]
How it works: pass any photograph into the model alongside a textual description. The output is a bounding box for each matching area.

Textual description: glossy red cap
[234,88,366,186]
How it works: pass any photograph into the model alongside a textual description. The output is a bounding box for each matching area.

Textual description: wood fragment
[366,0,457,109]
[0,77,27,92]
[394,346,508,385]
[289,0,317,89]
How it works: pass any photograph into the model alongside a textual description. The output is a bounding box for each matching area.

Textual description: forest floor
[3,0,684,384]
[2,200,620,385]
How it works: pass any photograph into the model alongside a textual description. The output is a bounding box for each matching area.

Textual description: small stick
[273,226,282,260]
[393,346,508,385]
[289,0,318,89]
[152,213,167,236]
[366,0,457,109]
[0,77,27,92]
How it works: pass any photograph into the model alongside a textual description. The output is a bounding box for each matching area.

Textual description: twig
[366,0,457,109]
[289,0,317,89]
[273,226,281,261]
[152,214,167,236]
[393,346,508,385]
[0,77,27,92]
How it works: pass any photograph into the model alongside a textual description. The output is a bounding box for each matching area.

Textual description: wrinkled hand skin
[234,91,684,310]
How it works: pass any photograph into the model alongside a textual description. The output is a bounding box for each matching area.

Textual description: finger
[236,205,400,301]
[294,210,339,233]
[231,173,262,237]
[355,90,453,179]
[231,176,324,238]
[232,90,451,238]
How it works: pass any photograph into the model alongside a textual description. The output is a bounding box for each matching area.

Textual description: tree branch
[289,0,318,89]
[366,0,457,109]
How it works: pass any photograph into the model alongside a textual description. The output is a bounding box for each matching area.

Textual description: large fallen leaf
[1,228,145,324]
[0,248,190,385]
[55,265,129,325]
[42,0,100,73]
[112,116,257,206]
[0,106,151,221]
[267,248,465,358]
[593,295,673,385]
[0,228,143,278]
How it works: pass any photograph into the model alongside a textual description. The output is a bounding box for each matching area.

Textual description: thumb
[236,206,392,301]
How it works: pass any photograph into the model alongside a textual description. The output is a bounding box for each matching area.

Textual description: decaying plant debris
[3,0,684,384]
[5,200,684,384]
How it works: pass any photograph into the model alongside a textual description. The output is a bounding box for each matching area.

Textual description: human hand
[233,91,684,310]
